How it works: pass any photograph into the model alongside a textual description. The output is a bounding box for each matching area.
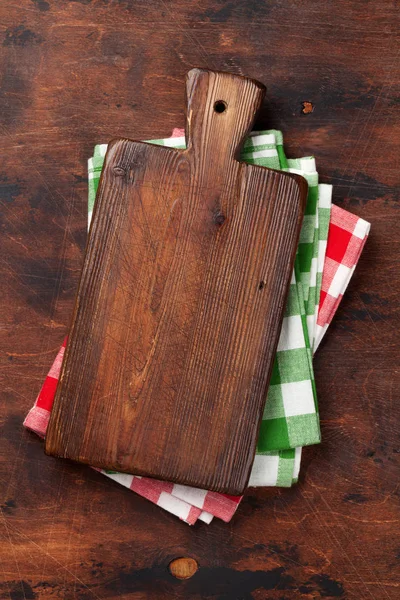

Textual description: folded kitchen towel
[87,131,369,502]
[24,131,370,524]
[89,132,321,456]
[314,204,370,351]
[23,205,369,524]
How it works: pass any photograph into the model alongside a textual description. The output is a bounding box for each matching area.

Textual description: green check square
[284,283,301,317]
[287,414,321,447]
[276,348,310,384]
[299,217,316,244]
[257,417,290,452]
[304,185,319,216]
[263,383,284,420]
[269,357,281,386]
[277,451,296,487]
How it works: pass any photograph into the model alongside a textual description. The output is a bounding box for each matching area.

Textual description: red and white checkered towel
[24,206,370,524]
[314,205,370,350]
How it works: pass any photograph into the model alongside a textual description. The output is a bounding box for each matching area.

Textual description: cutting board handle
[185,68,266,160]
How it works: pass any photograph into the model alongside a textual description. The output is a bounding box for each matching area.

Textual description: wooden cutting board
[45,68,307,495]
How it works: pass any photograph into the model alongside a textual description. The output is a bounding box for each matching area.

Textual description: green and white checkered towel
[88,130,332,487]
[313,184,332,351]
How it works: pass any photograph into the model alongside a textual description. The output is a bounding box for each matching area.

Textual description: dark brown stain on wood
[3,25,43,47]
[1,0,399,598]
[31,0,50,11]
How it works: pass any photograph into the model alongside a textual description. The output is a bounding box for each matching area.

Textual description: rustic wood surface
[0,0,399,598]
[46,68,306,495]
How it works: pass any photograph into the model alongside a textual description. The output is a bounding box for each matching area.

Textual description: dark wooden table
[1,2,399,598]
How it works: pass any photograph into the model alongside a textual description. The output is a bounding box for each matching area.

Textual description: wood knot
[258,280,266,290]
[169,557,198,580]
[113,166,126,177]
[214,211,226,226]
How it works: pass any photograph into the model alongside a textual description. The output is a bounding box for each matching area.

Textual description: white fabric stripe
[299,157,316,172]
[293,448,302,479]
[318,183,333,208]
[312,304,319,352]
[104,472,135,488]
[172,484,207,508]
[307,314,315,344]
[157,491,191,521]
[277,315,305,351]
[281,380,315,417]
[353,218,370,239]
[286,167,317,177]
[199,511,214,524]
[165,136,185,147]
[248,148,278,158]
[314,323,329,351]
[309,256,318,287]
[328,263,352,298]
[317,240,327,270]
[249,455,279,487]
[248,132,276,144]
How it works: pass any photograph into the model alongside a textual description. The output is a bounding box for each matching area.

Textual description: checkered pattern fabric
[285,158,327,347]
[286,157,319,304]
[258,153,320,453]
[314,204,370,350]
[312,184,333,350]
[89,132,320,456]
[24,129,370,524]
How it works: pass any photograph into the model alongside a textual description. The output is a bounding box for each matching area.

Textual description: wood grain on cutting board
[45,69,307,494]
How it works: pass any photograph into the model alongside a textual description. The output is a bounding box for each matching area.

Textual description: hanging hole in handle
[214,100,227,114]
